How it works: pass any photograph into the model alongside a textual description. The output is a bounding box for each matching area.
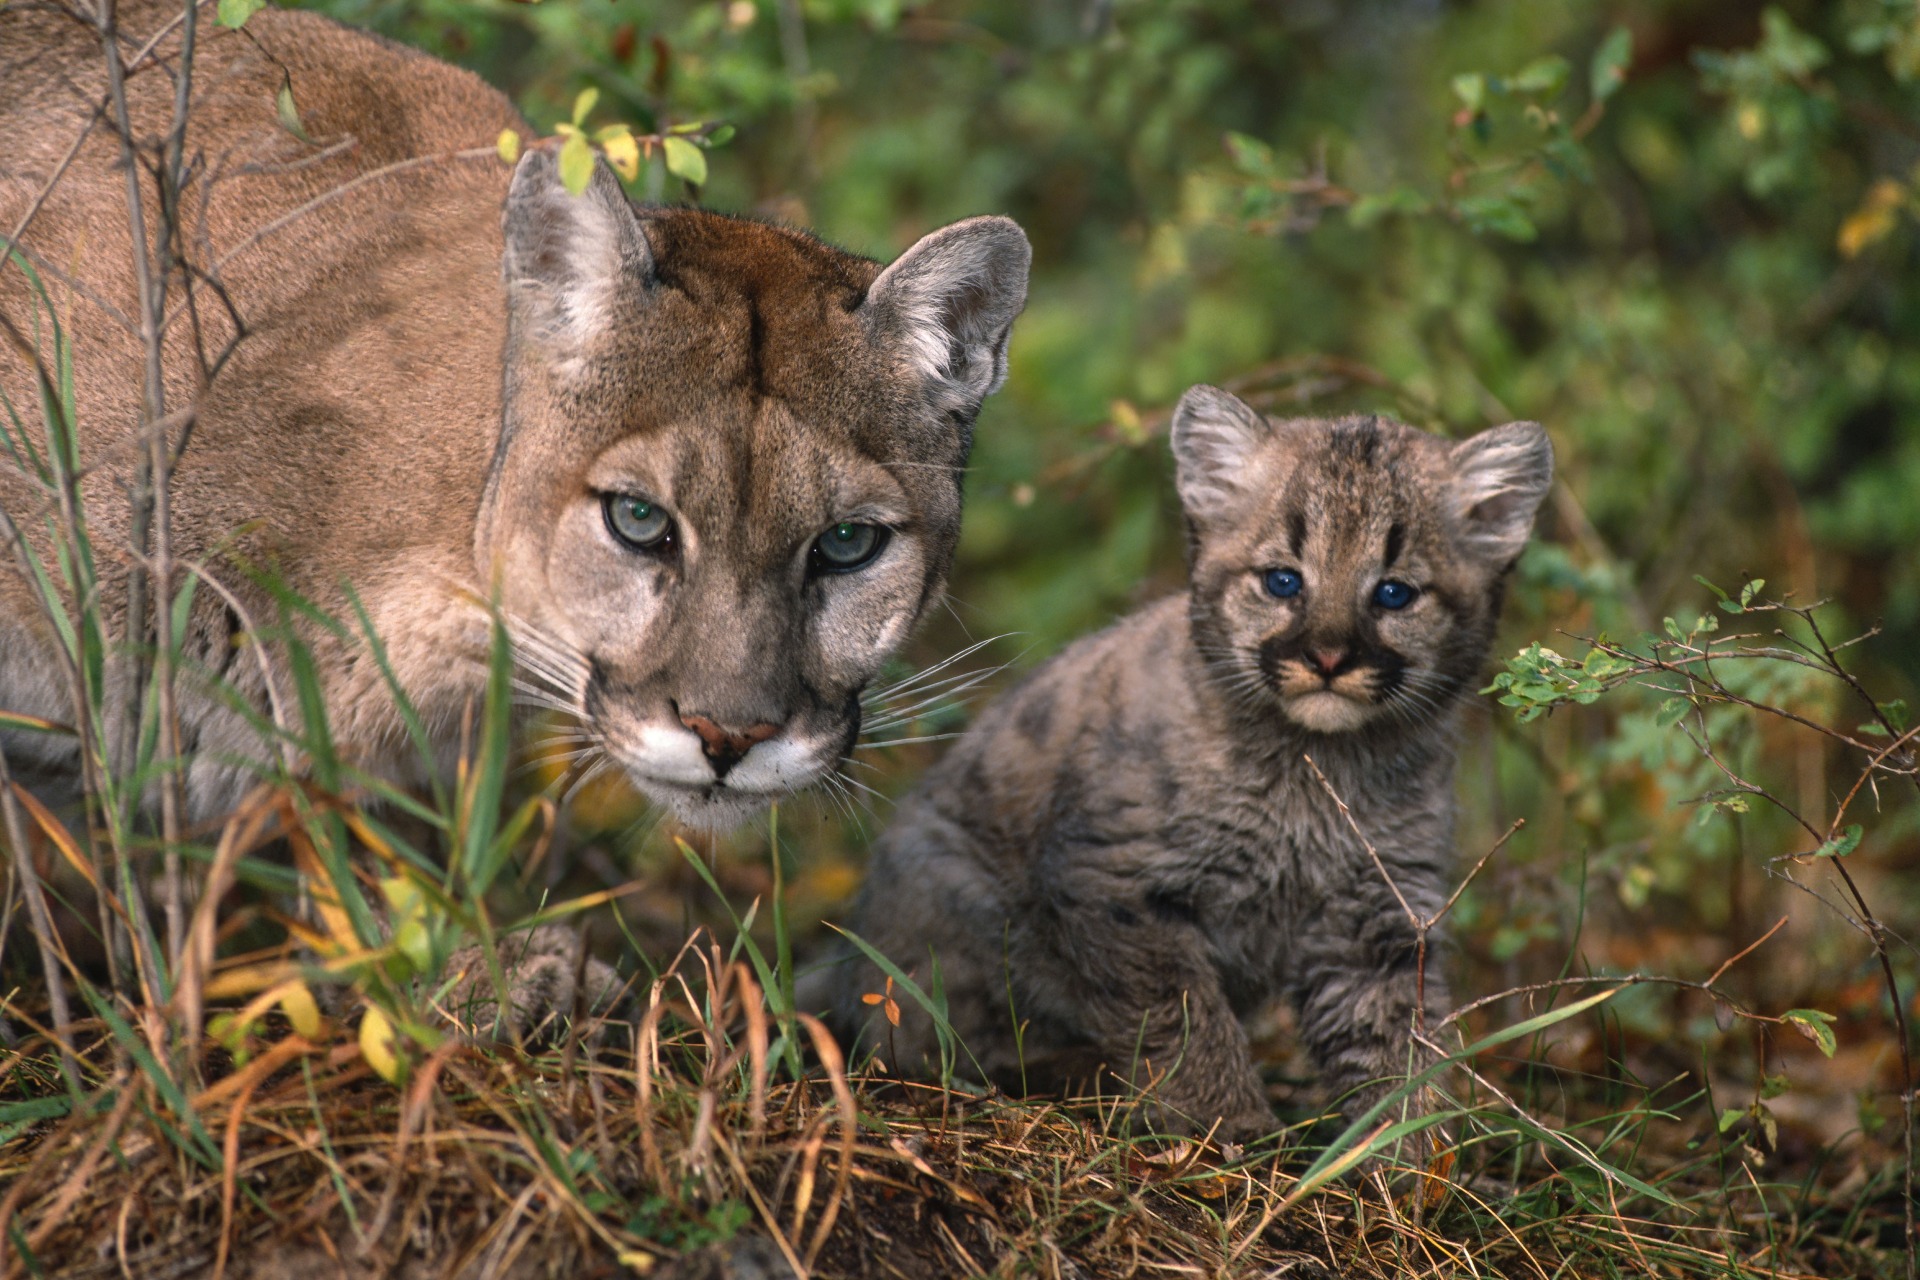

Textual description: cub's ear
[1170,385,1274,526]
[502,148,654,347]
[1450,421,1554,566]
[861,216,1030,414]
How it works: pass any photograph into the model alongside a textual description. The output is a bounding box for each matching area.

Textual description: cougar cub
[829,385,1551,1137]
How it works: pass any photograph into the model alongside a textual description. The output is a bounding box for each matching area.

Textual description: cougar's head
[1172,385,1552,738]
[477,152,1029,827]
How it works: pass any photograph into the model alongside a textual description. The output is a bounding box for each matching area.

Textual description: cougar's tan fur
[0,0,1029,826]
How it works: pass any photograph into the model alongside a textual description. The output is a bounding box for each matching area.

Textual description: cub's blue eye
[1373,580,1416,610]
[1263,569,1304,599]
[813,522,889,573]
[605,495,673,550]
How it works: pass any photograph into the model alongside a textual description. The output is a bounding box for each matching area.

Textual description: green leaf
[217,0,265,28]
[1349,186,1433,227]
[1812,824,1862,859]
[592,122,633,144]
[1223,131,1276,177]
[1761,1072,1790,1100]
[1780,1008,1837,1058]
[1655,696,1691,727]
[1718,1106,1744,1133]
[1739,578,1766,607]
[1509,54,1571,97]
[1456,194,1536,241]
[706,123,736,148]
[1881,697,1909,732]
[497,129,521,165]
[1591,26,1632,101]
[1757,9,1829,78]
[662,135,709,186]
[558,131,596,196]
[570,86,600,127]
[1541,136,1594,184]
[1451,72,1486,112]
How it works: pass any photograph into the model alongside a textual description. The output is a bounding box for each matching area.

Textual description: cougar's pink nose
[679,712,783,773]
[1309,648,1347,677]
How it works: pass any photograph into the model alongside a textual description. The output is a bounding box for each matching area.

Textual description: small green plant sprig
[1486,576,1918,1250]
[1222,25,1633,241]
[498,87,736,196]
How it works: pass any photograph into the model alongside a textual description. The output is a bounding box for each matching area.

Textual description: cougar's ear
[1449,421,1554,567]
[1170,385,1276,527]
[860,215,1030,415]
[503,148,654,346]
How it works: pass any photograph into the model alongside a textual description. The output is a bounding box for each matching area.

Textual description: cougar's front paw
[438,925,626,1043]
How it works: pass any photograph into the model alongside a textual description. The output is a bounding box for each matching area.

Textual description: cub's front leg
[1287,874,1450,1122]
[1028,893,1273,1140]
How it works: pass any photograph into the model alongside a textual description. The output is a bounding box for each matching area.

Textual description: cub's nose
[1309,647,1349,678]
[678,711,783,778]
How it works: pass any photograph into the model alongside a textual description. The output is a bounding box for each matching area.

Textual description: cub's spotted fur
[829,385,1551,1136]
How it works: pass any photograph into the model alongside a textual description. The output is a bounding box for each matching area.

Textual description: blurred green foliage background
[304,0,1920,1154]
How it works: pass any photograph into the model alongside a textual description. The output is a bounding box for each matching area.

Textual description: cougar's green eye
[812,522,889,573]
[604,494,674,550]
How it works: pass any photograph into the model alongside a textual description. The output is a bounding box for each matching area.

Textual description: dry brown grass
[3,926,1904,1280]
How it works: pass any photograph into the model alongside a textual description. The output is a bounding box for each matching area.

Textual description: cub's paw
[437,925,627,1044]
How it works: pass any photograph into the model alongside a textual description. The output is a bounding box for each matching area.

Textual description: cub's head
[1171,385,1552,737]
[477,152,1029,827]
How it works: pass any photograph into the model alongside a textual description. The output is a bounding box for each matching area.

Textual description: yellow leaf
[1838,178,1907,258]
[359,1005,405,1084]
[280,981,324,1039]
[497,128,521,165]
[378,874,424,918]
[602,132,641,182]
[291,835,359,955]
[203,961,299,1000]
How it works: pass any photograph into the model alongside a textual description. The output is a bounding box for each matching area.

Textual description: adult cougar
[829,386,1550,1138]
[0,1,1029,829]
